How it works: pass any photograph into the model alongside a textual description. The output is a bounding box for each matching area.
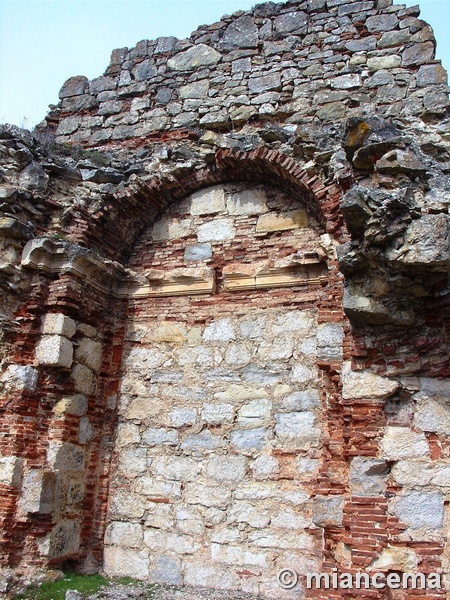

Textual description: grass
[17,572,112,600]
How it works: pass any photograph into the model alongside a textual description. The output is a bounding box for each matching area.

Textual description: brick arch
[67,147,345,263]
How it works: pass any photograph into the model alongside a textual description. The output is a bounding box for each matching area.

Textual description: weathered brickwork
[0,0,450,597]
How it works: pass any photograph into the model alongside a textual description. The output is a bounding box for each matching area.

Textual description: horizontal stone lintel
[223,264,328,292]
[23,237,328,299]
[123,279,217,298]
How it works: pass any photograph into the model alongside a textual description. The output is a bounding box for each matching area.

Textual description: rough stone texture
[380,426,430,461]
[342,362,399,400]
[41,313,76,338]
[0,365,38,392]
[71,364,95,395]
[1,1,450,597]
[35,335,74,368]
[0,456,23,487]
[390,492,444,530]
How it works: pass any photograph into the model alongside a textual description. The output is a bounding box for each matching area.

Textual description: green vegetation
[16,573,157,600]
[16,572,108,600]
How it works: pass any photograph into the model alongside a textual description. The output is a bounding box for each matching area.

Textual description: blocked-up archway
[103,180,345,596]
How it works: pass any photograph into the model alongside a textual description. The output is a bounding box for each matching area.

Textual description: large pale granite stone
[256,210,308,232]
[54,394,88,417]
[206,455,247,483]
[103,547,149,579]
[238,398,272,428]
[197,218,236,242]
[275,412,321,448]
[0,365,38,392]
[371,547,418,570]
[18,469,55,514]
[151,217,191,241]
[42,313,76,338]
[350,457,389,496]
[104,521,143,547]
[47,442,85,471]
[312,495,344,527]
[0,456,23,487]
[38,520,81,559]
[390,491,444,530]
[36,335,73,368]
[75,338,102,372]
[168,44,222,71]
[202,403,234,425]
[71,363,95,395]
[380,426,429,461]
[189,186,226,215]
[342,362,399,400]
[226,188,268,215]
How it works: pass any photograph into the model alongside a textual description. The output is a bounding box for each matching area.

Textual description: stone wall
[103,184,333,596]
[0,0,450,597]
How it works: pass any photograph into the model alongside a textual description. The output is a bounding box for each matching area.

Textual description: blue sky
[0,0,449,128]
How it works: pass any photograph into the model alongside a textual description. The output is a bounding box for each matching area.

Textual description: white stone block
[226,188,268,215]
[71,363,95,395]
[203,318,236,342]
[342,361,399,400]
[17,469,54,514]
[189,185,226,215]
[79,417,93,444]
[151,217,191,241]
[38,520,80,559]
[145,503,174,530]
[181,430,220,452]
[414,397,450,435]
[210,543,269,567]
[312,495,344,527]
[275,412,321,448]
[206,455,247,483]
[75,338,102,372]
[104,521,143,547]
[134,477,182,499]
[152,456,202,482]
[165,533,200,554]
[47,441,85,471]
[184,562,240,590]
[238,398,272,428]
[103,546,149,579]
[41,313,76,338]
[176,508,205,535]
[117,447,147,476]
[142,427,178,446]
[228,502,270,528]
[169,407,197,428]
[0,365,38,392]
[184,483,232,508]
[108,489,146,519]
[0,455,23,487]
[151,554,182,585]
[202,403,234,425]
[372,547,418,570]
[250,455,279,480]
[390,491,444,530]
[380,426,429,461]
[54,394,88,417]
[36,335,73,368]
[317,323,344,360]
[197,218,236,242]
[391,460,450,488]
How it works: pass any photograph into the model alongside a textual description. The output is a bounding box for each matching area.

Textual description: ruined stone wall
[0,0,450,597]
